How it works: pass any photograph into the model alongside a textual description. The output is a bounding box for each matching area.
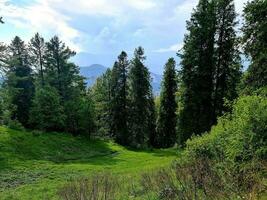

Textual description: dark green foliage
[6,36,34,127]
[212,0,241,121]
[148,93,157,148]
[178,0,216,143]
[110,52,129,145]
[44,36,87,135]
[128,47,155,148]
[92,69,112,137]
[45,36,84,101]
[156,58,177,148]
[242,0,267,90]
[178,0,241,144]
[29,86,65,131]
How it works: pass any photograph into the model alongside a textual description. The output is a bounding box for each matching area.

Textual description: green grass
[0,126,177,200]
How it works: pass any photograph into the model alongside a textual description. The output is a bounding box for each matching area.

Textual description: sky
[0,0,248,74]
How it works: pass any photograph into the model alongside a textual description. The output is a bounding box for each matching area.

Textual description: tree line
[0,0,266,149]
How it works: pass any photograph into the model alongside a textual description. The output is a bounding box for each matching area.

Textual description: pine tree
[178,0,241,144]
[212,0,241,122]
[110,51,129,145]
[45,36,84,100]
[128,47,153,148]
[156,58,177,148]
[28,33,46,86]
[178,0,216,144]
[242,0,267,90]
[6,36,34,127]
[45,36,86,135]
[92,69,112,137]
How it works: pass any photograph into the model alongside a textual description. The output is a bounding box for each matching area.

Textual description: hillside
[0,127,177,200]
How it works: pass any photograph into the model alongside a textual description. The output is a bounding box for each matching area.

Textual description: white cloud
[0,0,251,55]
[0,0,82,51]
[154,43,183,53]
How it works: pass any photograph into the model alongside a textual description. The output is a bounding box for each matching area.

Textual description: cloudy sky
[0,0,248,74]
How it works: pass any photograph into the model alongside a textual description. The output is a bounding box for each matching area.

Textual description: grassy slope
[0,126,177,200]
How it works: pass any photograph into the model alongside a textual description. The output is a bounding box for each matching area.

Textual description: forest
[0,0,266,199]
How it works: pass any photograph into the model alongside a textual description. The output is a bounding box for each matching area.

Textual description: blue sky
[0,0,247,74]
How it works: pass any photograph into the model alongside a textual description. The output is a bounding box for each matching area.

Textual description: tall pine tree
[6,36,34,127]
[212,0,241,122]
[92,69,112,137]
[28,33,46,86]
[156,58,177,148]
[128,47,154,148]
[178,0,216,144]
[178,0,241,144]
[110,51,129,145]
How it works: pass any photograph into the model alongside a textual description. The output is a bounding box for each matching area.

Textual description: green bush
[186,94,267,163]
[182,93,267,198]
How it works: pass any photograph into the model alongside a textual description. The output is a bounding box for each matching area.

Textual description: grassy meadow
[0,126,177,199]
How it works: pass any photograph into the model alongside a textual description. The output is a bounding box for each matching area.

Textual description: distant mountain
[150,72,162,96]
[79,64,108,87]
[79,64,162,95]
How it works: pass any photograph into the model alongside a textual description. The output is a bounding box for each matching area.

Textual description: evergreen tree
[110,51,129,145]
[212,0,241,122]
[178,0,216,144]
[128,47,153,148]
[156,58,177,148]
[6,36,34,127]
[29,86,65,131]
[45,36,84,100]
[242,0,267,90]
[28,33,46,86]
[148,92,157,148]
[92,69,112,137]
[45,36,86,135]
[178,0,240,144]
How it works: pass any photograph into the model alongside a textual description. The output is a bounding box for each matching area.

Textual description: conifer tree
[28,33,46,86]
[6,36,34,126]
[45,36,84,100]
[212,0,241,122]
[156,58,177,148]
[92,69,112,137]
[178,0,216,144]
[242,0,267,90]
[45,36,86,135]
[128,47,153,148]
[110,52,129,145]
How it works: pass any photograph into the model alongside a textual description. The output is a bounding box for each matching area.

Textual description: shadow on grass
[0,128,123,170]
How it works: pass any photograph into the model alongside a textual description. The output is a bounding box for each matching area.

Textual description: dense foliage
[178,0,241,144]
[242,0,267,91]
[156,58,177,148]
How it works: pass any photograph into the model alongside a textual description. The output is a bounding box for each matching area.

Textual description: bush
[183,94,267,198]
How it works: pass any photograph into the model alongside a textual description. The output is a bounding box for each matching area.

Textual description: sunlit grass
[0,126,177,200]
